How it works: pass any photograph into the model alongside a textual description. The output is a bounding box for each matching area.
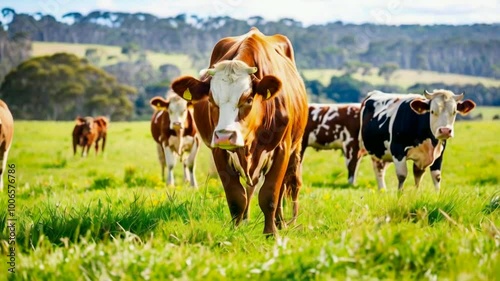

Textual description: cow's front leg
[393,157,408,190]
[413,163,426,188]
[156,143,166,181]
[184,137,199,188]
[429,148,445,191]
[371,157,388,190]
[259,146,289,236]
[164,145,177,186]
[213,149,247,226]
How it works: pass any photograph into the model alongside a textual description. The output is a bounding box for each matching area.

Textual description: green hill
[32,42,198,76]
[302,68,500,88]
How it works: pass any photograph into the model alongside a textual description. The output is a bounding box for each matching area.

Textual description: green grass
[0,118,499,280]
[302,68,500,88]
[32,42,197,75]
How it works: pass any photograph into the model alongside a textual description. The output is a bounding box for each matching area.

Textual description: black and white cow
[360,89,476,191]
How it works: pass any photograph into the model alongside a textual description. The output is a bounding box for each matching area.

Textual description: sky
[1,0,499,26]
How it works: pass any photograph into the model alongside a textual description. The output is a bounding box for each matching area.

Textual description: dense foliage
[0,53,137,120]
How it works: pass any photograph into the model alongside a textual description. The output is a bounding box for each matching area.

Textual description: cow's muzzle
[171,122,183,131]
[436,127,453,140]
[213,130,242,149]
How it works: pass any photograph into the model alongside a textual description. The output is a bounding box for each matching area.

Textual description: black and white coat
[359,90,476,191]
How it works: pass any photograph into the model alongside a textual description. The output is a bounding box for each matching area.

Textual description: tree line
[3,8,500,78]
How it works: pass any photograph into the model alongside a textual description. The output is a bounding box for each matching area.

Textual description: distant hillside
[32,42,500,90]
[302,69,500,88]
[4,10,500,78]
[32,42,197,75]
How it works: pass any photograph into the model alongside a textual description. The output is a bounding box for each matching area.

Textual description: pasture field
[0,119,499,280]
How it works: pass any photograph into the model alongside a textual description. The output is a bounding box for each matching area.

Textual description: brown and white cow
[0,100,14,191]
[171,27,308,235]
[301,103,364,185]
[360,89,476,191]
[150,93,200,188]
[72,116,108,157]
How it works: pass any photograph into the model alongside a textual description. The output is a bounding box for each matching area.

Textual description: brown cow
[0,100,14,191]
[301,103,364,185]
[171,27,308,235]
[150,93,200,187]
[72,116,108,157]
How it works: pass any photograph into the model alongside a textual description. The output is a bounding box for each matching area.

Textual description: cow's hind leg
[183,138,199,188]
[413,163,426,188]
[281,148,302,227]
[101,134,106,153]
[345,145,361,185]
[371,157,388,190]
[164,145,177,186]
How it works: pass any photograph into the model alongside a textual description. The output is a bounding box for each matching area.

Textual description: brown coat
[171,27,308,235]
[72,116,108,157]
[0,100,14,190]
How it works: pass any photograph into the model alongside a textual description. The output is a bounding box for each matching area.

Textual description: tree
[378,63,399,84]
[0,53,137,120]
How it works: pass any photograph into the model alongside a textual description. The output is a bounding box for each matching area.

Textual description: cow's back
[360,91,429,160]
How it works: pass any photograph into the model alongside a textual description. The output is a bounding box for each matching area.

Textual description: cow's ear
[254,75,282,100]
[410,99,430,114]
[457,99,476,115]
[171,76,210,102]
[150,97,168,111]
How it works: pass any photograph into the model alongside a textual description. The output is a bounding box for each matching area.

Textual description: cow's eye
[246,97,253,105]
[430,110,435,115]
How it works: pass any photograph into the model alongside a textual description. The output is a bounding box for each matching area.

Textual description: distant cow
[171,27,308,235]
[150,94,200,187]
[0,100,14,191]
[72,116,108,157]
[301,103,364,185]
[360,89,476,191]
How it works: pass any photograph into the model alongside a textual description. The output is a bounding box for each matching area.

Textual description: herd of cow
[0,28,478,236]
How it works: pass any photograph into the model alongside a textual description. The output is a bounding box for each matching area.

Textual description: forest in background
[0,8,499,120]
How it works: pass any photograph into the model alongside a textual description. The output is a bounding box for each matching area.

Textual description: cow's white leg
[156,143,166,181]
[430,170,441,191]
[371,157,388,190]
[393,157,408,190]
[413,163,426,188]
[164,145,176,186]
[184,138,199,188]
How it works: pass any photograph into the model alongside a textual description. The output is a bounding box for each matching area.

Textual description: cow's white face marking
[427,91,459,139]
[168,96,188,130]
[209,60,254,147]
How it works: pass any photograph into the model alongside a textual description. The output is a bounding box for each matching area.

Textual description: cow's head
[410,89,476,140]
[75,116,94,144]
[150,94,189,132]
[171,60,282,149]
